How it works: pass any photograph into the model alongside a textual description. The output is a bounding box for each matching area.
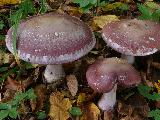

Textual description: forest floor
[0,0,160,120]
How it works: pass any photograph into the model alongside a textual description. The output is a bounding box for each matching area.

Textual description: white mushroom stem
[44,64,65,83]
[121,54,135,64]
[98,84,117,111]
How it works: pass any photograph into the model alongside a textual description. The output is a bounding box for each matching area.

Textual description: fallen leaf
[154,80,160,94]
[66,74,78,96]
[0,50,14,65]
[49,91,72,120]
[80,103,100,120]
[117,101,134,117]
[120,0,134,3]
[1,89,16,102]
[0,0,20,5]
[104,111,113,120]
[5,76,24,91]
[102,2,128,12]
[92,15,119,30]
[77,93,86,106]
[155,100,160,108]
[67,6,82,18]
[30,84,47,111]
[47,0,65,9]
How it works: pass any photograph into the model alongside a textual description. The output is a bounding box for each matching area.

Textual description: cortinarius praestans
[6,13,96,83]
[86,57,141,111]
[102,19,160,64]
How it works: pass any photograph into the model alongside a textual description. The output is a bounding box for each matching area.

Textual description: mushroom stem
[98,84,117,111]
[121,54,135,64]
[44,64,65,83]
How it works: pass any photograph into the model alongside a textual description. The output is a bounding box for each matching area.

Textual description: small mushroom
[86,57,141,111]
[102,19,160,64]
[5,13,96,83]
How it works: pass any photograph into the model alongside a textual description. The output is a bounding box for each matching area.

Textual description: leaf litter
[0,0,160,120]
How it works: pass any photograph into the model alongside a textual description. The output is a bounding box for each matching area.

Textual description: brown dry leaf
[49,91,72,120]
[92,15,119,30]
[80,103,100,120]
[1,89,16,102]
[67,7,82,18]
[117,101,134,117]
[155,100,160,108]
[104,111,113,120]
[0,0,20,5]
[120,115,143,120]
[5,76,24,91]
[30,84,47,111]
[47,0,65,9]
[66,74,78,96]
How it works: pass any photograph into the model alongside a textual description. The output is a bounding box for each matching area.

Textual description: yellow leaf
[120,0,134,3]
[0,50,14,65]
[49,91,72,120]
[102,2,127,11]
[80,103,100,120]
[154,80,160,94]
[0,0,20,5]
[92,15,119,30]
[77,93,86,106]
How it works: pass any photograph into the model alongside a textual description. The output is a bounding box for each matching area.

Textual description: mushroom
[5,13,96,83]
[86,57,141,111]
[102,19,160,64]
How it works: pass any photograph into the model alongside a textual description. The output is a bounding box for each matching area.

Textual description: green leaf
[18,0,36,18]
[81,4,94,13]
[138,84,160,100]
[37,111,46,119]
[14,92,27,102]
[39,0,47,13]
[70,107,82,116]
[148,109,160,120]
[0,103,10,110]
[0,35,5,40]
[8,108,18,119]
[25,88,36,100]
[0,67,18,82]
[89,0,97,4]
[151,9,160,22]
[73,0,90,7]
[0,67,8,72]
[98,1,106,7]
[0,110,9,120]
[0,20,4,30]
[137,3,152,20]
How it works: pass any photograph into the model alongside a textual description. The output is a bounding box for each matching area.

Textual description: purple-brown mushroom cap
[102,19,160,56]
[86,57,141,93]
[5,13,96,64]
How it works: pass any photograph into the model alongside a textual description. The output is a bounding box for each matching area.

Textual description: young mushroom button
[102,19,160,64]
[86,57,141,111]
[5,13,96,83]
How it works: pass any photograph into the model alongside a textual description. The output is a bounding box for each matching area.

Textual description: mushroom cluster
[102,19,160,64]
[5,13,96,83]
[86,57,141,111]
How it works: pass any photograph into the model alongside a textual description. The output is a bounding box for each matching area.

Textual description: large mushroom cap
[102,19,160,56]
[6,13,96,64]
[86,57,141,93]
